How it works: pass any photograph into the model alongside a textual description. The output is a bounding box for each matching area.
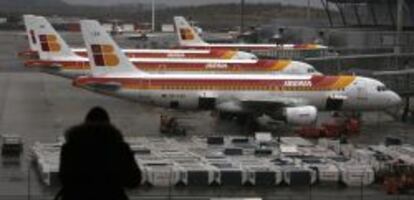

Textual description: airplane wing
[48,63,64,70]
[216,96,308,114]
[87,82,122,92]
[240,96,308,113]
[218,96,319,125]
[24,60,62,70]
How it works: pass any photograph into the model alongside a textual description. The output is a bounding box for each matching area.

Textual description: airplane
[25,17,320,79]
[73,20,402,126]
[19,15,257,60]
[174,16,328,52]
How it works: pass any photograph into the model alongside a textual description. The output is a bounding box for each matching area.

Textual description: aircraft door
[356,81,368,100]
[350,79,369,109]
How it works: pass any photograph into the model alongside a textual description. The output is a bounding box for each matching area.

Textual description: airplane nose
[389,92,402,107]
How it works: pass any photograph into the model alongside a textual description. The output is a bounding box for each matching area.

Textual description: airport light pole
[151,0,155,32]
[395,0,404,55]
[307,0,311,21]
[240,0,245,35]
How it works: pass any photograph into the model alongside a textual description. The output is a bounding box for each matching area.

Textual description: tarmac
[0,31,413,199]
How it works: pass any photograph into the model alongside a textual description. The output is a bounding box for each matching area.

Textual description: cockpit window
[307,68,316,73]
[377,86,388,92]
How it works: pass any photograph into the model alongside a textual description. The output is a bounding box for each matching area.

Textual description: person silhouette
[58,106,141,200]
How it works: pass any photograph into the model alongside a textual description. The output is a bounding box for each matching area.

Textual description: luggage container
[280,145,301,157]
[351,149,394,171]
[207,136,225,145]
[301,158,340,183]
[177,163,218,186]
[1,134,23,156]
[224,148,243,156]
[142,162,181,187]
[254,148,273,156]
[318,138,341,154]
[336,161,375,186]
[159,150,199,160]
[211,162,246,186]
[239,159,283,186]
[233,157,278,186]
[283,166,316,186]
[270,158,316,185]
[32,143,61,186]
[388,145,414,165]
[135,155,169,185]
[254,132,272,143]
[281,137,313,147]
[249,166,281,186]
[299,146,337,158]
[231,137,250,144]
[36,157,60,186]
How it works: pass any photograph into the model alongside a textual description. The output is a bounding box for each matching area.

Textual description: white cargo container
[142,162,180,186]
[302,158,340,183]
[318,138,341,154]
[388,145,414,165]
[232,157,282,186]
[283,166,317,186]
[337,161,375,187]
[177,163,218,186]
[299,146,337,158]
[37,157,60,186]
[281,137,313,147]
[32,143,61,186]
[245,165,283,186]
[270,157,316,185]
[280,145,301,157]
[210,162,246,186]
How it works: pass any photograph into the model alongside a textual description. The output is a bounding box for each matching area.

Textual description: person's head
[85,106,110,124]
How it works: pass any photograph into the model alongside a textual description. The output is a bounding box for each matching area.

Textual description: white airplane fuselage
[75,73,401,113]
[27,55,320,79]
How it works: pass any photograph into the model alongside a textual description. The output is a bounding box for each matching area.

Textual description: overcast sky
[62,0,321,7]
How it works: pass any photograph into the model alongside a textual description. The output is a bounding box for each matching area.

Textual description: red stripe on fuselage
[182,45,322,51]
[27,59,286,72]
[74,49,236,59]
[75,75,342,90]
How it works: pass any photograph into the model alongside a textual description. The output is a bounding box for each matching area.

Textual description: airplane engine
[282,106,318,125]
[215,101,244,113]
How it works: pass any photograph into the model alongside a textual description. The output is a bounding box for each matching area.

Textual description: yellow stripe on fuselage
[221,51,237,59]
[271,60,291,71]
[330,76,356,89]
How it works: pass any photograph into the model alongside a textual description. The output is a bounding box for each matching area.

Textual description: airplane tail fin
[23,15,39,52]
[80,20,145,76]
[173,16,208,47]
[34,16,79,60]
